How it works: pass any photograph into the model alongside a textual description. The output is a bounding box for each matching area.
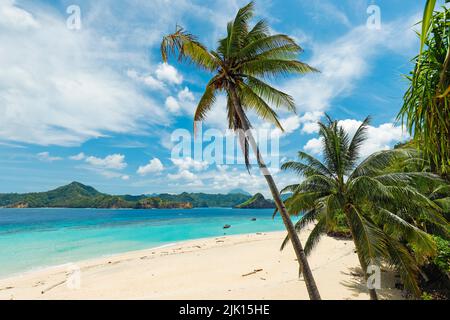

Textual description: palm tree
[400,3,450,175]
[420,0,449,54]
[280,116,447,299]
[160,2,321,299]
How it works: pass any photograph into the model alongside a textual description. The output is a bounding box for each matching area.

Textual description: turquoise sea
[0,208,287,278]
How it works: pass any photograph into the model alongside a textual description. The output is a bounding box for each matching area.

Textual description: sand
[0,230,404,300]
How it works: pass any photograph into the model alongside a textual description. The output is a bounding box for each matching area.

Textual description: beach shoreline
[0,230,405,300]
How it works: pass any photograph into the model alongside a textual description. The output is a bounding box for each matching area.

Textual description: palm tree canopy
[402,4,450,175]
[161,1,317,133]
[280,116,449,297]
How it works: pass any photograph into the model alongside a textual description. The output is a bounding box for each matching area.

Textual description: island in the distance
[0,182,275,209]
[233,193,276,209]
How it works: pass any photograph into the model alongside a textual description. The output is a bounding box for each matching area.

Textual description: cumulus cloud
[304,138,323,155]
[69,152,86,161]
[168,169,197,181]
[127,69,166,91]
[85,154,127,170]
[338,119,409,158]
[303,119,409,158]
[36,152,63,162]
[172,157,209,172]
[155,63,183,85]
[137,158,164,176]
[165,96,181,113]
[299,111,324,134]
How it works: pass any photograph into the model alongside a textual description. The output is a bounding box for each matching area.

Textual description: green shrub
[433,236,450,273]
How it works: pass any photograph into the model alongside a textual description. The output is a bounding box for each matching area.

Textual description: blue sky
[0,0,434,195]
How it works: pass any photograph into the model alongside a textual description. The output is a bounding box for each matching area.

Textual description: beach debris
[41,280,66,295]
[0,286,13,291]
[223,224,231,229]
[242,269,263,277]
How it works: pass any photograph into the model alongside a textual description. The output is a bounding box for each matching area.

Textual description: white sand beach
[0,230,404,300]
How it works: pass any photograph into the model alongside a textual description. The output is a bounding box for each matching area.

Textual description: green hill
[0,182,252,209]
[0,182,190,209]
[234,193,275,209]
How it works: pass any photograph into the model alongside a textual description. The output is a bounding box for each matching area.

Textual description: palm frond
[347,205,389,269]
[241,59,317,79]
[346,116,371,169]
[280,209,321,251]
[304,218,327,256]
[238,82,283,129]
[161,26,219,71]
[246,76,295,111]
[384,237,421,297]
[194,79,218,125]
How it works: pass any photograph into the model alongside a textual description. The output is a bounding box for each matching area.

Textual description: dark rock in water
[223,224,231,229]
[251,218,257,221]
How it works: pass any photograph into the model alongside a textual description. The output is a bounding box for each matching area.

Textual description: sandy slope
[0,231,404,300]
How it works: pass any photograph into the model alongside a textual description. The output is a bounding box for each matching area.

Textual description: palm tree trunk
[344,211,378,300]
[228,84,321,300]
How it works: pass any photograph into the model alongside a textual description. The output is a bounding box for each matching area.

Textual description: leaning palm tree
[161,2,321,299]
[280,116,448,299]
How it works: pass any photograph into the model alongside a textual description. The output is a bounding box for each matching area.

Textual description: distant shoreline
[0,206,273,210]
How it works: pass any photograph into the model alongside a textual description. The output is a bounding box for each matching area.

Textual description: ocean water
[0,208,288,278]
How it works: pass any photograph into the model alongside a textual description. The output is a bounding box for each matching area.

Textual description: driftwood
[242,269,263,277]
[41,280,66,295]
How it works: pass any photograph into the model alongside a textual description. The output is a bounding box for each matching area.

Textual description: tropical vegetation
[0,182,254,209]
[160,1,322,299]
[280,116,449,299]
[399,2,450,175]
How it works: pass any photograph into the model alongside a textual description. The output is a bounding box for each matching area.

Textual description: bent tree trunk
[344,211,378,300]
[228,85,321,300]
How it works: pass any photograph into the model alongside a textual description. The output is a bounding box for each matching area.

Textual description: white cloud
[0,1,168,146]
[165,96,181,113]
[0,0,39,30]
[271,115,301,137]
[127,69,165,91]
[36,152,62,162]
[85,154,127,170]
[93,169,129,181]
[156,63,183,85]
[172,157,209,172]
[304,138,323,155]
[178,87,195,102]
[137,158,164,176]
[299,111,324,134]
[69,152,86,161]
[338,119,409,158]
[303,119,409,158]
[268,111,324,138]
[168,169,197,181]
